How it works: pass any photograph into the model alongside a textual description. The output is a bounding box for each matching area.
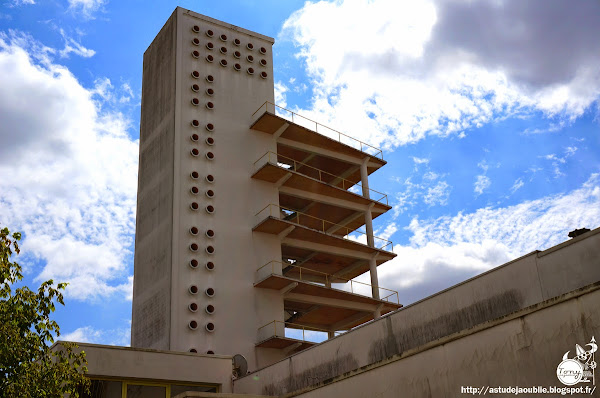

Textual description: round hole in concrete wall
[190,148,199,157]
[219,34,227,42]
[206,29,214,37]
[189,348,197,353]
[220,59,227,67]
[190,202,199,211]
[205,229,215,238]
[260,71,268,79]
[191,171,199,179]
[206,42,214,50]
[191,71,200,79]
[205,151,214,160]
[205,287,215,297]
[206,245,214,254]
[189,243,199,252]
[189,259,199,268]
[190,226,199,235]
[191,98,200,106]
[192,50,200,58]
[190,186,199,195]
[234,63,241,71]
[205,174,214,183]
[189,320,198,330]
[192,38,200,46]
[260,47,267,54]
[191,133,199,142]
[189,285,198,294]
[206,75,214,83]
[205,137,214,146]
[206,304,215,314]
[191,84,200,92]
[247,43,254,50]
[206,102,214,110]
[206,88,214,96]
[206,261,214,270]
[189,303,198,312]
[205,189,214,198]
[206,323,215,332]
[206,205,215,214]
[234,51,241,59]
[205,123,214,132]
[192,25,200,33]
[247,67,254,75]
[260,59,267,66]
[206,350,214,355]
[233,38,240,46]
[191,120,200,127]
[220,47,227,54]
[246,55,254,62]
[205,54,214,63]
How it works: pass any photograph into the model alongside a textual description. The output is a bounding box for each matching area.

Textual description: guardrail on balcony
[255,204,394,252]
[258,320,341,344]
[252,101,384,160]
[254,151,389,206]
[257,260,400,304]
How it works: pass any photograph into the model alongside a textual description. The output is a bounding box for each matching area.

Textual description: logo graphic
[556,336,596,386]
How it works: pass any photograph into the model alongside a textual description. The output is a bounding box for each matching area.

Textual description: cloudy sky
[0,0,598,345]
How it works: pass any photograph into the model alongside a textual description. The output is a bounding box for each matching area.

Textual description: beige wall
[233,228,600,395]
[132,7,286,370]
[284,285,600,398]
[56,343,233,391]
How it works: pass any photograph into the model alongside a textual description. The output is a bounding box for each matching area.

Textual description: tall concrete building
[130,7,399,370]
[57,8,600,397]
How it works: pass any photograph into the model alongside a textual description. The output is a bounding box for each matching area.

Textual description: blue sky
[0,0,598,346]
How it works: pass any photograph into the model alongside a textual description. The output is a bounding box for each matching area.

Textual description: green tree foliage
[0,227,90,397]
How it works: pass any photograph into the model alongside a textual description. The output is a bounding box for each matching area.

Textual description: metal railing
[254,151,388,205]
[258,320,340,344]
[255,203,394,252]
[257,260,400,304]
[252,101,384,160]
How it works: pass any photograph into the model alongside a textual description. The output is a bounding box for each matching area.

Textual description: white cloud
[424,180,450,206]
[0,31,137,302]
[379,174,600,303]
[58,29,95,58]
[62,323,130,346]
[474,175,491,196]
[510,178,524,194]
[280,0,600,149]
[274,81,288,109]
[540,146,578,178]
[67,0,106,19]
[7,0,35,6]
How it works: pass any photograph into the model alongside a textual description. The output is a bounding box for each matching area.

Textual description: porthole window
[190,171,199,179]
[206,323,215,332]
[205,287,215,297]
[206,102,214,110]
[246,55,254,62]
[190,202,199,211]
[206,54,214,63]
[219,34,227,42]
[206,75,214,83]
[206,42,214,50]
[192,25,200,33]
[205,174,214,183]
[189,243,199,252]
[205,137,214,146]
[189,259,199,268]
[206,205,215,214]
[233,38,241,46]
[260,71,268,79]
[220,59,228,67]
[189,303,198,312]
[206,304,215,314]
[191,71,200,79]
[247,43,254,50]
[206,29,214,38]
[206,245,215,254]
[190,134,199,142]
[205,123,214,132]
[234,63,241,71]
[206,189,215,198]
[190,186,199,195]
[189,285,198,294]
[191,98,200,106]
[220,47,227,54]
[260,47,267,54]
[206,151,214,160]
[190,148,199,157]
[233,51,241,59]
[189,321,198,330]
[260,59,267,67]
[206,261,215,270]
[192,38,200,46]
[191,120,200,127]
[189,227,199,235]
[247,67,254,75]
[192,50,200,58]
[191,84,200,92]
[206,229,215,238]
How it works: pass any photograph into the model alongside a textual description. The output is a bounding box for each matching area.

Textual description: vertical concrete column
[361,156,381,319]
[360,157,371,199]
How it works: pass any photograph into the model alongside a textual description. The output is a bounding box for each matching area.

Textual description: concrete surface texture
[233,227,600,396]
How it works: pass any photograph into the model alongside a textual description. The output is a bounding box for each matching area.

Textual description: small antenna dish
[232,354,248,378]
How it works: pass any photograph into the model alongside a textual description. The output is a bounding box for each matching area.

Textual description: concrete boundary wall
[233,228,600,395]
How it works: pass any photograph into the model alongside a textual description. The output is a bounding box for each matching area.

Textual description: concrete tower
[131,7,398,370]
